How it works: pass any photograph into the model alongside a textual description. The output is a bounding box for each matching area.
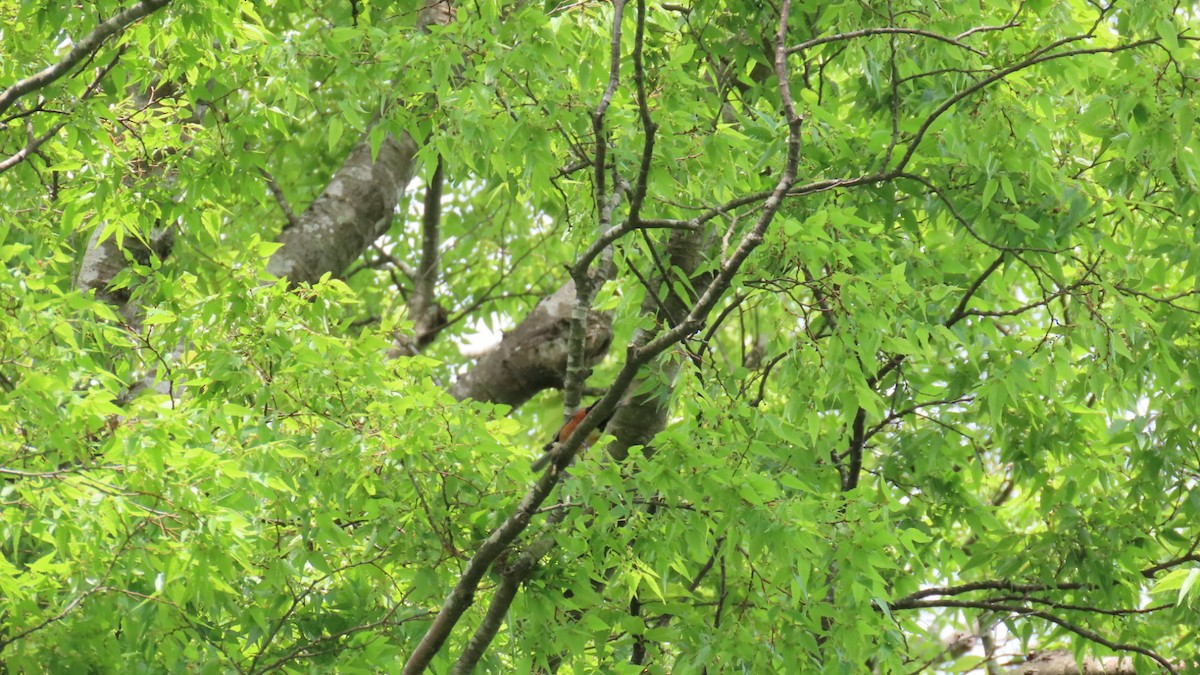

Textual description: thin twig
[259,168,298,229]
[788,26,988,57]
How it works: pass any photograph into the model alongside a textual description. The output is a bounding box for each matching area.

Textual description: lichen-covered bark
[449,279,613,405]
[77,226,174,325]
[266,133,417,285]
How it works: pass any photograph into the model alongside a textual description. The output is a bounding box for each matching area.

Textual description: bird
[531,402,612,472]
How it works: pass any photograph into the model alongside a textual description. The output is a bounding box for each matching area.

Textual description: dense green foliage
[2,0,1200,672]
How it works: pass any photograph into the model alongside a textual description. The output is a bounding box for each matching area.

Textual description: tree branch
[889,38,1160,176]
[259,167,298,229]
[0,47,127,175]
[393,155,447,355]
[788,26,988,57]
[403,2,804,669]
[892,599,1177,673]
[0,0,171,118]
[449,509,567,674]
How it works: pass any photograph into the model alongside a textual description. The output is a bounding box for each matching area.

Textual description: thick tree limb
[266,133,418,285]
[266,0,455,287]
[447,280,613,405]
[77,226,175,324]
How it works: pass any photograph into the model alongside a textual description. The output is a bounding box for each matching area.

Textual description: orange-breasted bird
[531,402,612,472]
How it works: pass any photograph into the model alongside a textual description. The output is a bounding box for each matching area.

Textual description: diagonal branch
[404,2,631,671]
[403,1,804,670]
[0,47,127,175]
[449,509,567,674]
[0,0,171,118]
[889,37,1159,176]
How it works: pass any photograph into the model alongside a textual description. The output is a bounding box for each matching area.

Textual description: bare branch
[895,579,1085,606]
[1112,284,1200,315]
[590,0,628,216]
[0,520,150,652]
[561,0,630,413]
[1142,553,1200,578]
[789,26,988,57]
[955,21,1022,41]
[889,38,1160,175]
[626,0,658,226]
[899,172,1065,256]
[393,156,448,355]
[947,253,1007,326]
[370,240,418,279]
[403,3,634,666]
[893,599,1177,673]
[246,553,392,674]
